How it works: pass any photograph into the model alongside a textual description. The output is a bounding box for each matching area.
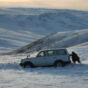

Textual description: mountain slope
[0,8,88,54]
[7,29,88,55]
[0,8,88,33]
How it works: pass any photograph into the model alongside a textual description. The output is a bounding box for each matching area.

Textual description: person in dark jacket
[70,51,81,64]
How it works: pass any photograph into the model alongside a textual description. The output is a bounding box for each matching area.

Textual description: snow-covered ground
[0,8,88,88]
[0,43,88,88]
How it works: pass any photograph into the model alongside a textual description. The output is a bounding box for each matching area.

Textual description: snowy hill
[8,29,88,55]
[0,8,88,53]
[0,8,88,33]
[0,8,88,88]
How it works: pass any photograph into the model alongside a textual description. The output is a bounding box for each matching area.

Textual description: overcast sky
[0,0,88,10]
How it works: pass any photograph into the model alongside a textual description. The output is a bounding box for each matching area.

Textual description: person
[70,51,81,64]
[27,54,30,58]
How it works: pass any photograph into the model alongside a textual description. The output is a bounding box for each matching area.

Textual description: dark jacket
[71,52,80,63]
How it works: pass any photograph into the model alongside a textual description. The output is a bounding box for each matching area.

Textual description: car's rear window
[55,49,67,55]
[46,49,67,56]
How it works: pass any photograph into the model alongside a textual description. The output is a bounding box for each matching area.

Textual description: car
[20,48,71,68]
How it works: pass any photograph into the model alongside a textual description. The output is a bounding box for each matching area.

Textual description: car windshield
[37,51,46,57]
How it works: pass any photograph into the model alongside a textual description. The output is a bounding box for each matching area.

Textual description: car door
[34,50,57,66]
[43,50,56,66]
[55,49,68,61]
[34,51,49,66]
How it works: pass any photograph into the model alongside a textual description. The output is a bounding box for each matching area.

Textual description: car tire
[23,62,34,68]
[54,60,65,67]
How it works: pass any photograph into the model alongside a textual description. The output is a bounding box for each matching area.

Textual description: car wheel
[23,62,34,68]
[56,62,62,67]
[54,61,64,67]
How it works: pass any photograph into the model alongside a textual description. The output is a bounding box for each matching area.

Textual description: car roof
[39,48,67,52]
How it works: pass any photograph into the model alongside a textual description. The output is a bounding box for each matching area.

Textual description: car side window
[56,50,67,55]
[47,50,54,56]
[37,51,46,57]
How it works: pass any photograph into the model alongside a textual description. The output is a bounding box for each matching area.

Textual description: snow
[11,29,88,54]
[0,8,88,88]
[0,44,88,88]
[0,8,88,53]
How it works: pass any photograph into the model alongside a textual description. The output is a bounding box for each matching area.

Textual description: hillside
[8,29,88,54]
[0,8,88,54]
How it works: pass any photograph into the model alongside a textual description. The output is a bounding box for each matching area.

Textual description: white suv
[20,48,71,68]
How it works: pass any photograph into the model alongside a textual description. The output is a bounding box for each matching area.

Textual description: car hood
[20,57,36,63]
